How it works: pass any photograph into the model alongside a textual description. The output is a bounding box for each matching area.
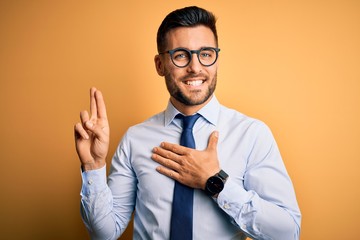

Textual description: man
[74,6,301,240]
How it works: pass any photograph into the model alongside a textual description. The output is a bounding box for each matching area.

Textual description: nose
[186,53,203,73]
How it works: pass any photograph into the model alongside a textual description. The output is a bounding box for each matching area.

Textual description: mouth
[184,80,205,86]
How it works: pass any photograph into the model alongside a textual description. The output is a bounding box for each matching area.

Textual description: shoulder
[216,104,276,148]
[219,104,269,130]
[120,110,166,142]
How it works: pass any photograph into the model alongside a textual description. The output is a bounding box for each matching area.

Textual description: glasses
[159,47,220,68]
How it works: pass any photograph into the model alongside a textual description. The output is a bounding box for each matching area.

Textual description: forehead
[165,25,217,50]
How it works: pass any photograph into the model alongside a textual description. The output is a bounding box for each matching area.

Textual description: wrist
[81,161,105,172]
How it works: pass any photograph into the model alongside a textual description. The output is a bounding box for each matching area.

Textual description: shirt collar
[164,95,220,127]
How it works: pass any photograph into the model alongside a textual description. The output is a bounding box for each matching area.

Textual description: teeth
[185,80,203,86]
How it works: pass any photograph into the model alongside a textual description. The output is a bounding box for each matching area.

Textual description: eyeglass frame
[158,47,221,68]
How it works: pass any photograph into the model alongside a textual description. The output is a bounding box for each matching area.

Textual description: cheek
[157,57,173,76]
[164,66,185,80]
[209,64,218,74]
[207,66,218,79]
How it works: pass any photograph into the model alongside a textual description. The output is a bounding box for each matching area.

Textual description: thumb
[85,121,109,141]
[85,121,105,139]
[85,121,95,131]
[207,131,219,151]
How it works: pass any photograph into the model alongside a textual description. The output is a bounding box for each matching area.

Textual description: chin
[176,91,213,106]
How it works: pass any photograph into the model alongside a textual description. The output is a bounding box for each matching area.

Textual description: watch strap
[217,169,229,181]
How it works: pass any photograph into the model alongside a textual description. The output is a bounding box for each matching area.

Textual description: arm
[80,151,135,240]
[75,88,132,239]
[80,166,119,240]
[216,126,301,239]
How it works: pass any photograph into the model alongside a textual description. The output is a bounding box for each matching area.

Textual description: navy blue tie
[170,114,200,240]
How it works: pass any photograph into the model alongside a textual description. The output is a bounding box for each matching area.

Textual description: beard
[164,72,217,106]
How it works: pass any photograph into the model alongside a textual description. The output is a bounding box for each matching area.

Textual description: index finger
[160,142,189,155]
[90,87,97,120]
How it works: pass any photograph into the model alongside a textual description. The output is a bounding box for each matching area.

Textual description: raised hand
[74,87,110,171]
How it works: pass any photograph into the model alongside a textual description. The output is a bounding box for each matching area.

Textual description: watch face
[206,176,224,194]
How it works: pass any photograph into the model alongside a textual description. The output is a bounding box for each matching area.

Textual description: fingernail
[84,133,89,140]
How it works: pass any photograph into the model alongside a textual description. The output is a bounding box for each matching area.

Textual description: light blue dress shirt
[80,96,301,240]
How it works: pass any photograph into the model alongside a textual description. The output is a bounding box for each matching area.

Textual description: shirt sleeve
[216,123,301,240]
[79,133,137,240]
[80,165,120,240]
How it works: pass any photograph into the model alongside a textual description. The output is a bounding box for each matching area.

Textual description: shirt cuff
[80,165,107,197]
[216,177,249,213]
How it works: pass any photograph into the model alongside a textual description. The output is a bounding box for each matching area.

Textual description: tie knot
[179,113,200,130]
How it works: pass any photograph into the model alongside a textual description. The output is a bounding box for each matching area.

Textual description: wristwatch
[205,170,229,197]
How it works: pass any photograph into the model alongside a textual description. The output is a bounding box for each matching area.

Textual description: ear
[154,55,165,76]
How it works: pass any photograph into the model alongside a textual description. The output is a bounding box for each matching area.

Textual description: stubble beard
[164,72,217,106]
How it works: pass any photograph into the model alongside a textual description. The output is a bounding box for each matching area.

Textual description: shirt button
[88,179,93,185]
[223,203,230,209]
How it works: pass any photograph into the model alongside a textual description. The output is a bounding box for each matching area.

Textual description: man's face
[156,25,219,109]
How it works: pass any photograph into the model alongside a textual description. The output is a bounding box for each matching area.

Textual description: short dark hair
[156,6,218,53]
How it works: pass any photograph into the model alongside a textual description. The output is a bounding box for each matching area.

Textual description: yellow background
[1,1,359,239]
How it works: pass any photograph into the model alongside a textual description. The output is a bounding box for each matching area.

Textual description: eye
[201,52,211,58]
[172,50,190,61]
[200,49,215,58]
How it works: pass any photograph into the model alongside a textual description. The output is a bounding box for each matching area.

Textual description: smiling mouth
[184,80,204,86]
